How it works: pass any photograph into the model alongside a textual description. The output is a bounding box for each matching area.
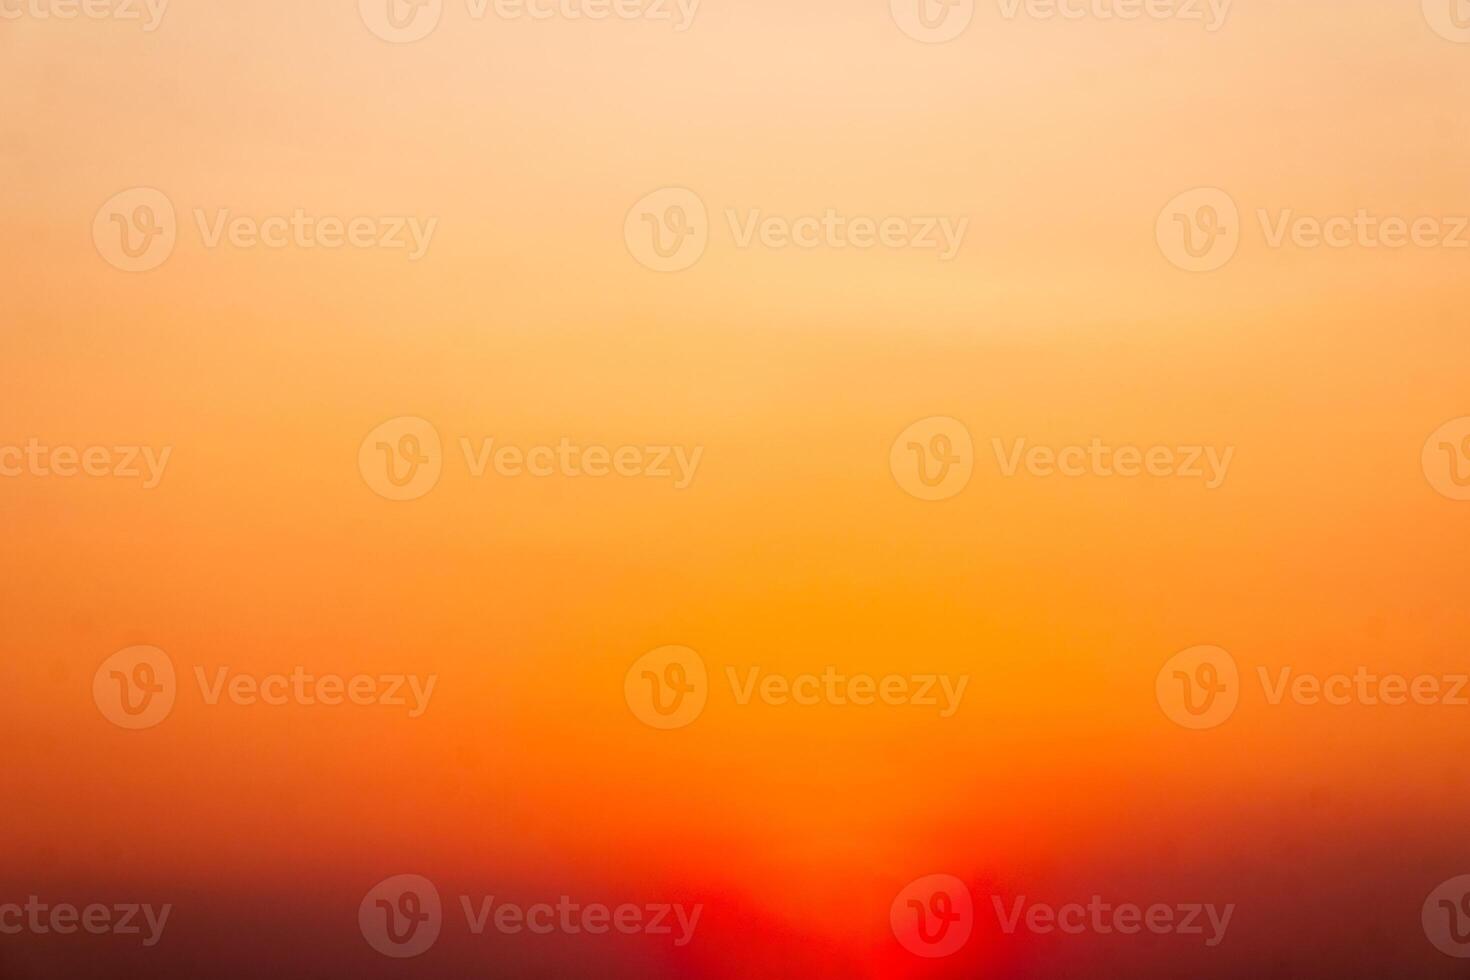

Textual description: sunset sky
[3,0,1469,976]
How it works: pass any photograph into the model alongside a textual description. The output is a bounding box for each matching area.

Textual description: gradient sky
[3,0,1469,976]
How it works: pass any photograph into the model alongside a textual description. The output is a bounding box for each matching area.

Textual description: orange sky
[3,1,1469,976]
